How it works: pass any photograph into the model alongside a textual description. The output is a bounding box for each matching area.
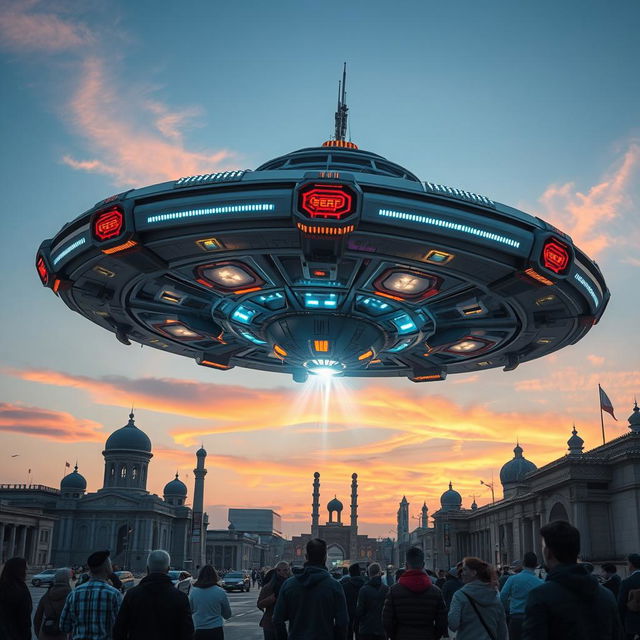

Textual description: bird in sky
[10,454,20,457]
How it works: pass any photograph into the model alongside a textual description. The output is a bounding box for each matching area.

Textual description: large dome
[104,412,152,453]
[163,473,187,497]
[60,465,86,491]
[440,482,462,511]
[327,496,343,512]
[500,443,537,485]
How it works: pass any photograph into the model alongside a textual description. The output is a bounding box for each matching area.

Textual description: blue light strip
[240,331,267,345]
[147,203,275,224]
[378,208,520,248]
[574,273,599,307]
[52,237,86,266]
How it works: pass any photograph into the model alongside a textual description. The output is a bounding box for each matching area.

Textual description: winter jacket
[112,572,194,640]
[272,563,348,640]
[382,569,447,640]
[522,563,622,640]
[340,575,365,630]
[448,580,507,640]
[33,584,72,640]
[602,573,621,599]
[257,575,287,637]
[618,570,640,635]
[355,575,388,636]
[0,580,32,640]
[440,576,463,610]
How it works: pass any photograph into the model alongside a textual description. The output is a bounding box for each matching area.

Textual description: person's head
[601,563,617,577]
[523,552,538,569]
[87,551,112,579]
[628,554,640,572]
[194,564,218,588]
[446,566,459,580]
[438,569,446,578]
[405,547,425,570]
[305,538,327,566]
[461,557,497,586]
[348,563,361,577]
[54,568,71,587]
[395,568,405,580]
[146,549,171,574]
[275,561,290,580]
[368,563,381,578]
[581,562,594,574]
[0,557,27,584]
[540,521,580,569]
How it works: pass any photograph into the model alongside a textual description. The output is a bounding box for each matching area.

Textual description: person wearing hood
[522,520,622,640]
[112,550,194,640]
[0,557,32,640]
[257,562,290,640]
[382,546,447,640]
[448,557,507,640]
[340,563,366,639]
[33,568,72,639]
[355,563,388,640]
[272,538,348,640]
[441,565,463,611]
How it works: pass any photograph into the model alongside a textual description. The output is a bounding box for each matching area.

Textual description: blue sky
[0,0,638,537]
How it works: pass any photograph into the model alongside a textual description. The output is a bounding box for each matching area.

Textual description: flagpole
[599,384,606,445]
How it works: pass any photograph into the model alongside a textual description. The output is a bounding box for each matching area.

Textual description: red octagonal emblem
[93,207,124,241]
[541,237,571,274]
[299,184,354,219]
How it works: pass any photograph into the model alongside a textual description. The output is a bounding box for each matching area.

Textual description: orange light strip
[101,239,138,255]
[523,268,554,286]
[196,278,213,288]
[274,345,288,357]
[296,223,355,235]
[358,349,373,360]
[374,291,405,302]
[53,279,61,294]
[322,140,359,149]
[314,340,329,352]
[199,360,230,370]
[412,374,443,381]
[232,286,262,295]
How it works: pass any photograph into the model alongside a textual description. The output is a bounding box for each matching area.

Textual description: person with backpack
[33,568,72,639]
[522,520,622,640]
[448,557,507,640]
[618,553,640,639]
[356,563,388,640]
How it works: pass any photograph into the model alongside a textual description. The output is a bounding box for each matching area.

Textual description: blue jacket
[273,564,348,640]
[500,569,543,614]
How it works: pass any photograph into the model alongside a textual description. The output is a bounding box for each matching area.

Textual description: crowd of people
[1,520,640,639]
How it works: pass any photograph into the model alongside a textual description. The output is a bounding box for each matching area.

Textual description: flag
[599,385,617,420]
[65,461,71,468]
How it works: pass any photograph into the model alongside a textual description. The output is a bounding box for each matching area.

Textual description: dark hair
[405,547,425,569]
[194,564,218,588]
[348,563,361,577]
[463,557,497,586]
[0,557,27,585]
[306,538,327,565]
[263,568,276,586]
[395,568,405,580]
[629,554,640,569]
[602,563,617,573]
[540,521,580,564]
[523,552,538,569]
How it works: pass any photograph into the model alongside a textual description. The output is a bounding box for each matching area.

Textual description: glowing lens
[203,265,255,287]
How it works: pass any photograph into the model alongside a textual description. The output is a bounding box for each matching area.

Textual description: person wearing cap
[59,550,123,640]
[33,568,72,640]
[499,552,542,640]
[113,549,194,640]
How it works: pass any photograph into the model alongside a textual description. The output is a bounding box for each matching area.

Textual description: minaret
[311,472,320,538]
[349,473,358,561]
[421,502,428,528]
[191,446,207,569]
[397,496,409,538]
[567,425,585,456]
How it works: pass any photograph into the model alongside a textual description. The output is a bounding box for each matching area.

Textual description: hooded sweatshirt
[522,563,622,640]
[340,574,366,621]
[356,574,389,636]
[34,584,72,640]
[272,564,348,640]
[448,580,507,640]
[382,569,447,640]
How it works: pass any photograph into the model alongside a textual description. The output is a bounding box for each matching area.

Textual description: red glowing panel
[93,208,124,241]
[36,255,49,285]
[299,184,354,219]
[541,238,570,274]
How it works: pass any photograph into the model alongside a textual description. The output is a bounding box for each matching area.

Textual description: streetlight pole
[480,480,495,504]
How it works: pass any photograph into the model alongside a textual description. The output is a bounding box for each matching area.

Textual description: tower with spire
[311,472,320,538]
[349,473,358,561]
[191,445,207,569]
[421,502,429,528]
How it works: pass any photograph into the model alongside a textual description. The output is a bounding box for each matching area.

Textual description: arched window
[110,464,115,479]
[132,465,138,481]
[548,502,570,523]
[120,465,127,479]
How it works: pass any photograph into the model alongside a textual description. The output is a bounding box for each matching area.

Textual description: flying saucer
[36,72,609,383]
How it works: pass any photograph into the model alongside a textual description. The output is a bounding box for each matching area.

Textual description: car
[168,570,192,587]
[32,569,57,587]
[113,570,135,591]
[221,571,250,592]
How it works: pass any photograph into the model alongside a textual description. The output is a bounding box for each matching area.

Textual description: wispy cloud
[535,140,639,256]
[62,58,235,186]
[0,402,104,441]
[515,367,639,394]
[0,1,94,53]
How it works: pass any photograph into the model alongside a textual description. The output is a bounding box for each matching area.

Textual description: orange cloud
[0,402,104,441]
[62,58,236,186]
[535,140,639,256]
[0,1,94,53]
[587,355,605,367]
[515,367,639,394]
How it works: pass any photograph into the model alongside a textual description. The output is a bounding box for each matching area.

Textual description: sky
[1,0,639,540]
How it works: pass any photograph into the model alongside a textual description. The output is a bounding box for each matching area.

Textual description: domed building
[0,411,207,571]
[440,482,463,511]
[499,443,537,499]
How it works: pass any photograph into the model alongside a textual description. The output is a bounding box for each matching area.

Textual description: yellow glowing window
[314,340,329,352]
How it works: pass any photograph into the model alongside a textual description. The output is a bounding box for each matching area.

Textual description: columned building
[0,501,55,565]
[431,403,640,569]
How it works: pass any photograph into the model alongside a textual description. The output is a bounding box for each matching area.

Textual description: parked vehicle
[221,571,250,592]
[168,570,192,587]
[113,570,135,591]
[32,569,57,587]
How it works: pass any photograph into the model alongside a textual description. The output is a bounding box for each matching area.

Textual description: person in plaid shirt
[60,550,123,640]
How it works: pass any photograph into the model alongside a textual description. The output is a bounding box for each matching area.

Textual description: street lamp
[480,479,495,504]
